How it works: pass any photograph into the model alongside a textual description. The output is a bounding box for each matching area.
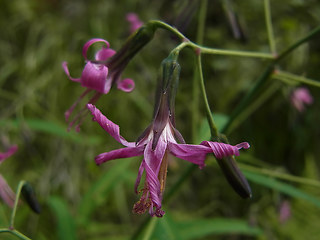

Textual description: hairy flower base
[88,104,250,217]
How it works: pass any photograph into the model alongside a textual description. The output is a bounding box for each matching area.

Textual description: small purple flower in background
[279,200,291,224]
[0,145,18,208]
[87,104,249,217]
[62,38,135,131]
[126,13,144,33]
[290,87,313,112]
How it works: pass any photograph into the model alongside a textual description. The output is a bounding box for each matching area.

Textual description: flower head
[88,58,250,217]
[62,38,135,131]
[126,13,144,33]
[290,87,313,112]
[0,145,18,208]
[88,104,249,217]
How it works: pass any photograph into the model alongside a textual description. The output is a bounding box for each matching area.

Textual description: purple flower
[87,104,250,217]
[62,38,135,131]
[0,145,18,208]
[290,87,313,112]
[126,13,144,33]
[279,200,291,224]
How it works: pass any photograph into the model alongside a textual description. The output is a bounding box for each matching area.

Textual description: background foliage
[0,0,320,239]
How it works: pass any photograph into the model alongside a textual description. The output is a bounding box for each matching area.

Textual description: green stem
[149,20,274,59]
[227,80,280,134]
[276,24,320,62]
[264,0,277,54]
[10,181,26,229]
[274,70,320,88]
[239,163,320,188]
[197,53,219,139]
[221,63,275,134]
[192,0,208,142]
[0,229,32,240]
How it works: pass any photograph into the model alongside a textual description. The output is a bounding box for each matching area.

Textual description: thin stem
[221,63,275,134]
[10,181,26,229]
[149,20,274,59]
[239,163,320,188]
[192,0,208,142]
[276,24,320,62]
[274,70,320,88]
[227,80,280,134]
[197,53,219,139]
[0,229,32,240]
[264,0,277,54]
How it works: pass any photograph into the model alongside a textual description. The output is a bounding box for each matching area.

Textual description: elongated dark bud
[217,155,252,198]
[152,57,180,149]
[22,182,41,214]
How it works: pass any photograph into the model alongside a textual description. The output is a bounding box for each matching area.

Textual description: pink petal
[95,146,144,165]
[117,78,135,92]
[80,62,111,94]
[95,47,116,61]
[87,104,135,147]
[201,141,250,159]
[62,62,81,82]
[168,142,210,168]
[82,38,110,60]
[134,161,145,194]
[0,145,18,162]
[143,142,162,211]
[0,174,15,208]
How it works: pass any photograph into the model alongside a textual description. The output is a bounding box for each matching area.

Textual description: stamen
[158,151,168,194]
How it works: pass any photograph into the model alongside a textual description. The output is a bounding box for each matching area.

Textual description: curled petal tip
[236,142,250,150]
[117,78,135,92]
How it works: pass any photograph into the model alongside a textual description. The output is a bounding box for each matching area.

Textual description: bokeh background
[0,0,320,239]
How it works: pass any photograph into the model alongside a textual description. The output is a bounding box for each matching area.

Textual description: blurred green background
[0,0,320,239]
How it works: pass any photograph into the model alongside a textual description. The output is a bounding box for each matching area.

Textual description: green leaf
[244,170,320,208]
[176,218,262,239]
[0,119,101,145]
[78,160,132,224]
[48,196,77,240]
[147,214,262,240]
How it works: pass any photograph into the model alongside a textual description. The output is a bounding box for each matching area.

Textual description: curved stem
[10,181,26,229]
[197,53,219,139]
[0,229,32,240]
[192,0,208,142]
[149,20,274,59]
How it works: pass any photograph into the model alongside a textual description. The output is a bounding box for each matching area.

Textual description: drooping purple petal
[143,141,164,216]
[0,145,18,162]
[0,174,15,208]
[117,78,135,92]
[82,38,110,60]
[201,141,250,159]
[95,47,116,61]
[145,136,167,174]
[62,61,81,83]
[168,142,210,168]
[95,145,144,165]
[87,104,135,147]
[80,62,110,94]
